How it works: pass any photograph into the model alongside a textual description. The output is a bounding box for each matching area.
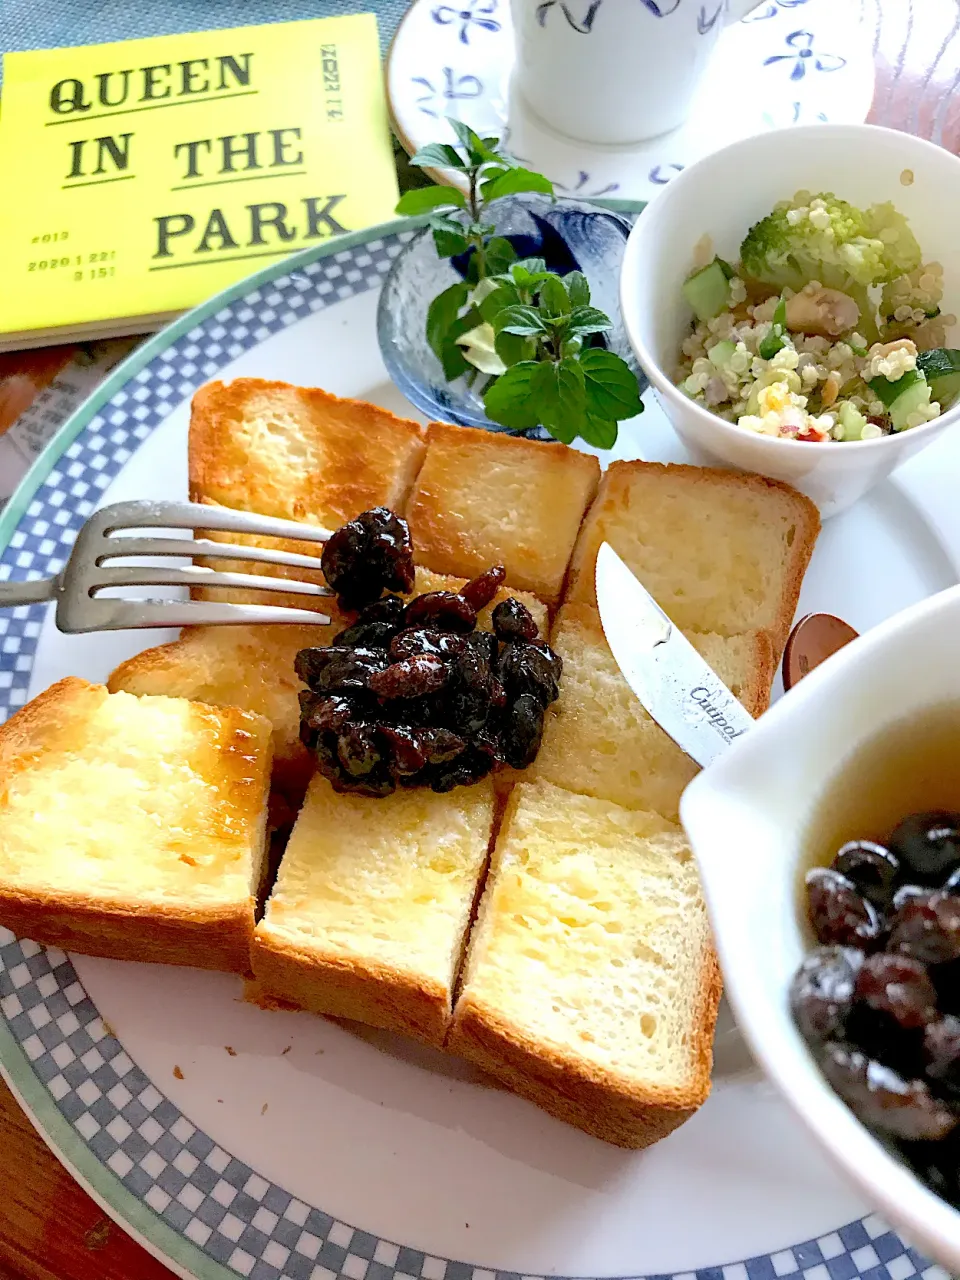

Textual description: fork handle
[0,577,57,606]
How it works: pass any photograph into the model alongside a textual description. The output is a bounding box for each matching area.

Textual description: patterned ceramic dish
[376,194,644,432]
[618,124,960,517]
[386,0,877,203]
[683,583,960,1274]
[0,219,959,1280]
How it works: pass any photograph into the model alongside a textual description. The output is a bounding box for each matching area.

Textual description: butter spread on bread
[0,677,272,972]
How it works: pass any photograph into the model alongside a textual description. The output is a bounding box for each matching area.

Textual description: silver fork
[0,500,334,632]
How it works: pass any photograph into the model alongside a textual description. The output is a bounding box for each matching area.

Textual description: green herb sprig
[395,120,642,447]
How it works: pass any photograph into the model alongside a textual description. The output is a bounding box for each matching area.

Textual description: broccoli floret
[880,262,944,322]
[864,202,923,282]
[740,192,921,298]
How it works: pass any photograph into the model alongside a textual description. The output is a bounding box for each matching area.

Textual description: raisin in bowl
[681,583,960,1273]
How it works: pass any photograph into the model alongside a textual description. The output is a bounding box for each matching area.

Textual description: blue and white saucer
[387,0,878,201]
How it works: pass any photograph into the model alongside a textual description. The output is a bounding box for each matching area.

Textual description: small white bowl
[681,583,960,1271]
[619,125,960,517]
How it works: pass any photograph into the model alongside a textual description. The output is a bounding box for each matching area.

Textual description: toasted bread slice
[566,461,820,651]
[251,774,496,1046]
[108,625,330,801]
[525,603,774,819]
[110,572,547,800]
[406,422,600,606]
[448,779,721,1148]
[188,379,426,528]
[0,678,272,972]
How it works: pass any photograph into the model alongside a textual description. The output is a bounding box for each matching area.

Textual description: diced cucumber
[929,371,960,412]
[682,259,731,323]
[837,401,868,442]
[867,368,921,409]
[868,369,933,431]
[707,340,737,369]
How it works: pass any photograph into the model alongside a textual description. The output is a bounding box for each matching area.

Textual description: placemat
[0,0,408,86]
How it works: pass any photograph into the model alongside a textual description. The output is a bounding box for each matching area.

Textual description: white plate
[387,0,878,203]
[0,222,956,1280]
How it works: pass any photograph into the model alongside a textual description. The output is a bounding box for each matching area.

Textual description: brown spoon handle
[782,613,860,691]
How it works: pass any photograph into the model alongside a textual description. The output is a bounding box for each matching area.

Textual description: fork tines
[60,499,337,631]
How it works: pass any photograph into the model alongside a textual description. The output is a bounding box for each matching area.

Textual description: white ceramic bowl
[681,584,960,1271]
[619,125,960,517]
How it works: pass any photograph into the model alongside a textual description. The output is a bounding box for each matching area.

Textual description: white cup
[509,0,762,147]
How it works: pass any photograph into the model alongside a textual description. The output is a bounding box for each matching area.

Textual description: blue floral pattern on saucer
[386,0,877,203]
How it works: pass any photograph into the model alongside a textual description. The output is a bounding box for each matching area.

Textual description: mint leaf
[579,413,618,449]
[483,361,542,429]
[566,306,612,338]
[538,275,571,318]
[446,118,488,165]
[565,271,590,306]
[396,185,466,215]
[532,357,585,443]
[479,283,521,324]
[481,137,517,166]
[410,142,467,170]
[494,330,536,368]
[426,281,470,361]
[484,236,517,276]
[509,261,553,293]
[580,349,644,421]
[492,304,547,337]
[440,343,471,381]
[429,213,469,257]
[513,257,547,277]
[437,305,483,380]
[482,166,554,202]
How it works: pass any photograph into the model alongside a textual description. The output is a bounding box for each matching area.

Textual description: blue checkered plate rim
[0,220,947,1280]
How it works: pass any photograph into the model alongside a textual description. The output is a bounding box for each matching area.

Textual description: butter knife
[594,542,754,768]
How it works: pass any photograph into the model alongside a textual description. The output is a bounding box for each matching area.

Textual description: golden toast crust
[566,460,820,652]
[447,782,723,1147]
[188,378,426,527]
[251,930,453,1047]
[406,421,600,606]
[0,677,272,973]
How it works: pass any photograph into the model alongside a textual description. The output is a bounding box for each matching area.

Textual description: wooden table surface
[0,0,958,1275]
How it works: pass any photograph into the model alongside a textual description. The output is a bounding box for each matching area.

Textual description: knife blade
[594,542,754,768]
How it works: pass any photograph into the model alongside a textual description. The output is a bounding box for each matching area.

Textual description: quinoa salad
[675,191,960,443]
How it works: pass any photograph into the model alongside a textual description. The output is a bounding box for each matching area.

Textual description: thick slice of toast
[525,603,774,819]
[406,421,600,606]
[252,774,496,1046]
[447,779,721,1148]
[566,461,820,651]
[109,571,547,800]
[0,678,272,972]
[108,625,330,801]
[188,379,426,528]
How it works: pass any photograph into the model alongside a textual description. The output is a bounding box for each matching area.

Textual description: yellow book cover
[0,16,399,347]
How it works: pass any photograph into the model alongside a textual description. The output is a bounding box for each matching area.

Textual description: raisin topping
[297,510,561,796]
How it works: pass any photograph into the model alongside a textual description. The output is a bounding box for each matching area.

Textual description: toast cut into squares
[566,461,820,650]
[447,780,721,1148]
[115,573,546,800]
[188,379,426,529]
[526,603,774,820]
[108,624,332,802]
[251,774,496,1046]
[0,678,272,972]
[405,421,600,606]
